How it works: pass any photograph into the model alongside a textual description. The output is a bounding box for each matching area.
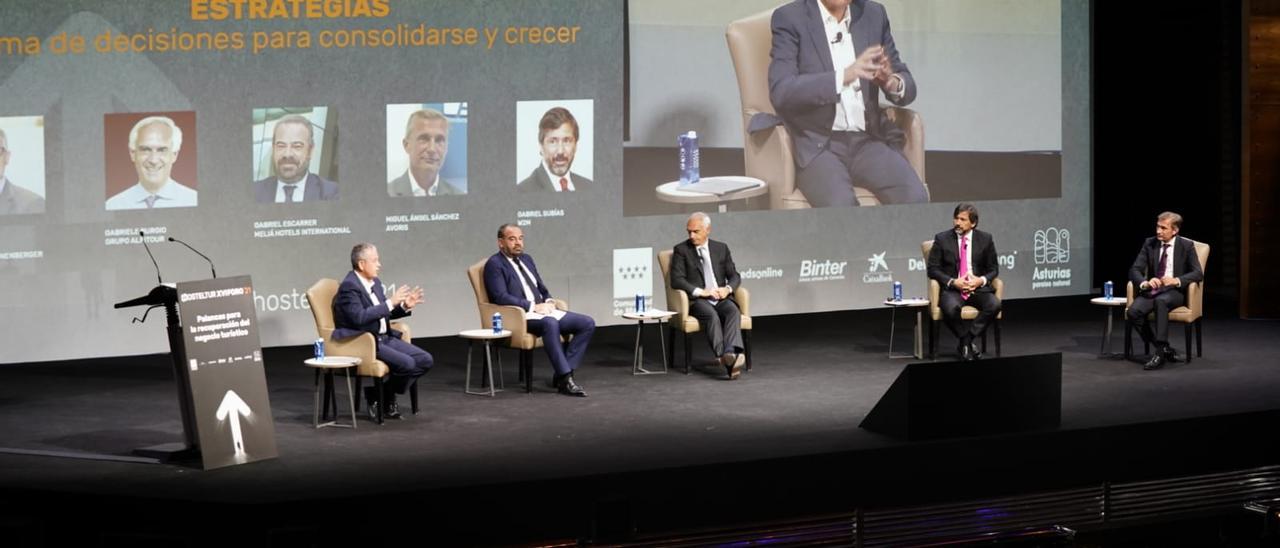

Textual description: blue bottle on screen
[1104,280,1113,299]
[678,131,700,185]
[893,281,902,302]
[492,312,502,334]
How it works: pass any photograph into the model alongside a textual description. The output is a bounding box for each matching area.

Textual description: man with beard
[105,116,197,210]
[517,106,592,192]
[253,114,339,203]
[388,108,465,197]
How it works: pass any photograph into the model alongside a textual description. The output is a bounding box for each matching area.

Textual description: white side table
[883,298,930,359]
[460,329,511,397]
[620,309,676,375]
[1090,296,1127,357]
[303,356,361,429]
[655,176,768,213]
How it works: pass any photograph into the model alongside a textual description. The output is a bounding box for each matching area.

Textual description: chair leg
[994,320,1002,357]
[409,379,420,415]
[1196,319,1203,357]
[1124,319,1132,359]
[522,349,533,394]
[929,319,938,360]
[1184,323,1194,364]
[680,332,691,373]
[373,377,385,425]
[743,329,753,372]
[667,324,676,372]
[353,376,364,410]
[980,329,988,354]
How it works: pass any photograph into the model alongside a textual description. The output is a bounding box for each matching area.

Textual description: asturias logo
[1032,227,1072,290]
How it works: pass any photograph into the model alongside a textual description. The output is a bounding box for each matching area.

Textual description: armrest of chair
[1125,281,1136,313]
[991,277,1004,299]
[668,286,691,323]
[1186,281,1203,318]
[734,286,751,316]
[480,302,531,342]
[927,279,941,320]
[328,332,380,377]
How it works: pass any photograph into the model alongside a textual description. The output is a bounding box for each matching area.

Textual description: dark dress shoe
[383,401,404,420]
[958,342,972,361]
[1161,346,1179,363]
[968,341,983,361]
[557,374,587,397]
[1143,353,1166,370]
[366,399,380,422]
[725,352,745,380]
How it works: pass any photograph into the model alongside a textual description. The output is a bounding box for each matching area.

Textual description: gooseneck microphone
[168,236,217,278]
[140,230,163,285]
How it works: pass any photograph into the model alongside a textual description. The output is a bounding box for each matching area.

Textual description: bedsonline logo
[1032,227,1072,290]
[860,252,892,284]
[740,266,785,280]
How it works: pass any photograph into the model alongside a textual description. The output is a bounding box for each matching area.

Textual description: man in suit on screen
[483,224,595,396]
[387,108,465,197]
[767,0,927,207]
[0,128,45,215]
[105,116,198,210]
[332,243,433,420]
[927,203,1000,361]
[1127,211,1203,370]
[253,114,339,203]
[517,107,592,192]
[669,212,747,379]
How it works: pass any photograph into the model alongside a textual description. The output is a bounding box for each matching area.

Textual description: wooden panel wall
[1246,7,1280,318]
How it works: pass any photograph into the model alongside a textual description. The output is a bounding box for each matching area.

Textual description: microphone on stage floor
[140,230,163,285]
[168,236,217,279]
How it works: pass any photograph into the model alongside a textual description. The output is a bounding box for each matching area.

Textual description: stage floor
[3,296,1280,541]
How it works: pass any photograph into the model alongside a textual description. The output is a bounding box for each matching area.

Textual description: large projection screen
[0,0,1089,364]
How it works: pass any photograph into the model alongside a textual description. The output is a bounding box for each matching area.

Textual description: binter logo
[798,258,848,283]
[1034,227,1070,265]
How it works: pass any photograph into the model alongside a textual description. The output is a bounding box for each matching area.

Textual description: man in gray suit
[253,114,339,203]
[387,108,465,197]
[0,128,45,215]
[518,106,592,192]
[768,0,927,207]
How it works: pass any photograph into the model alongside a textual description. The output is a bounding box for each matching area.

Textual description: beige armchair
[726,7,927,209]
[920,241,1003,359]
[466,260,569,393]
[305,278,418,425]
[657,250,753,374]
[1124,240,1210,362]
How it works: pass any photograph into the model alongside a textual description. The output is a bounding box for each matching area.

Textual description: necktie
[559,177,569,192]
[514,258,543,303]
[958,235,970,300]
[285,184,298,203]
[698,247,718,301]
[144,195,158,209]
[1152,244,1170,296]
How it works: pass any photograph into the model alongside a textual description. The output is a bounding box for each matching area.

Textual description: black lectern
[114,284,201,462]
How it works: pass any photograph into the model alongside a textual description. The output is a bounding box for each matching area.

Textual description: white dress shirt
[105,179,198,210]
[273,176,310,203]
[358,274,393,335]
[407,169,441,197]
[817,0,904,132]
[542,163,575,192]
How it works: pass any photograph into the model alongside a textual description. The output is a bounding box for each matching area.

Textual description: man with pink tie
[926,203,1001,361]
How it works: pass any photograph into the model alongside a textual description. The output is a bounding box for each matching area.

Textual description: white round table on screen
[655,176,768,213]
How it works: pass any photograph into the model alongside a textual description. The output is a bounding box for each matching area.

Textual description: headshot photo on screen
[386,102,468,197]
[0,115,47,216]
[251,107,339,204]
[103,112,198,211]
[515,99,594,192]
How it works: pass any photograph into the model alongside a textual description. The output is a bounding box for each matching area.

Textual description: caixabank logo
[1031,227,1072,290]
[861,251,893,284]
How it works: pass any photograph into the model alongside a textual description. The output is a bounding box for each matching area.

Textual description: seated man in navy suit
[483,224,595,396]
[333,243,433,420]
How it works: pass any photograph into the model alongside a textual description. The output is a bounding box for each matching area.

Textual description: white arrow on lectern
[215,390,251,457]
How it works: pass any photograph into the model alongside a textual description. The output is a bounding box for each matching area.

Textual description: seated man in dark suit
[332,243,433,420]
[669,212,747,379]
[927,203,1001,361]
[1127,211,1204,370]
[483,224,595,396]
[252,114,339,203]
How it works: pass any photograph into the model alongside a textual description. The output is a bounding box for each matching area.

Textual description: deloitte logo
[861,251,893,284]
[1032,227,1072,290]
[798,258,848,283]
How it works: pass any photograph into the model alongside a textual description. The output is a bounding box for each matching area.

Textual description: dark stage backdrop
[0,0,1090,363]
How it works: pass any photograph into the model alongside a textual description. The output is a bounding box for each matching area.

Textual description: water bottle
[635,293,645,314]
[1104,280,1113,300]
[492,312,503,334]
[893,281,903,302]
[678,131,700,186]
[313,338,325,360]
